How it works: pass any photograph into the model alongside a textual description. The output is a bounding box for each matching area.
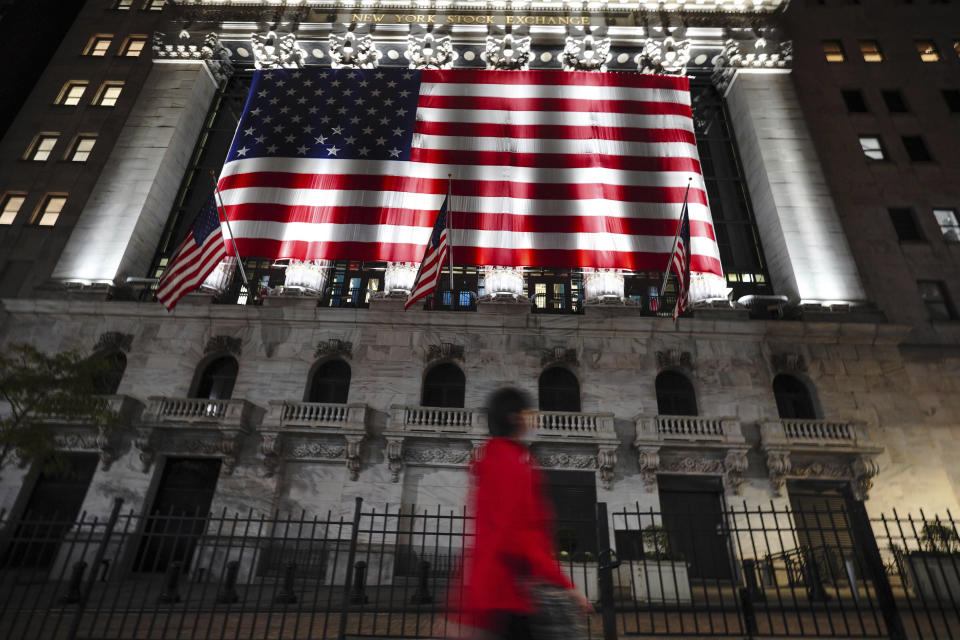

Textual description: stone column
[52,62,219,285]
[724,71,866,304]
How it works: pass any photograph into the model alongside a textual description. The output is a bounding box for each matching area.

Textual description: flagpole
[210,171,253,295]
[446,174,454,291]
[659,177,692,299]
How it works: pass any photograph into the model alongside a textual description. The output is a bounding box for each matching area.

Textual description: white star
[345,135,357,144]
[258,90,268,98]
[276,79,286,87]
[350,116,361,125]
[388,147,402,157]
[297,97,307,105]
[326,97,336,104]
[244,127,255,135]
[264,72,273,80]
[375,136,387,146]
[320,116,331,124]
[279,106,290,114]
[304,79,313,87]
[403,72,413,79]
[326,146,341,156]
[255,135,266,144]
[375,72,384,79]
[399,90,410,98]
[347,71,358,79]
[383,98,394,107]
[362,126,374,135]
[314,88,324,96]
[396,108,408,117]
[303,124,314,134]
[263,115,273,123]
[331,79,341,87]
[251,107,262,116]
[367,107,377,115]
[269,97,279,105]
[315,135,328,144]
[292,72,301,79]
[355,97,365,105]
[332,126,343,135]
[337,106,348,115]
[267,144,278,153]
[359,80,369,87]
[308,106,319,114]
[297,144,309,154]
[286,88,296,96]
[236,146,249,157]
[274,124,285,133]
[379,117,390,125]
[392,127,404,136]
[387,80,397,88]
[358,147,370,156]
[291,115,302,123]
[371,89,381,97]
[285,134,295,143]
[343,88,353,96]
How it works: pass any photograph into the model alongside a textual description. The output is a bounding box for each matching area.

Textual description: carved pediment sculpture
[541,346,578,368]
[251,31,305,69]
[94,331,133,354]
[426,342,464,363]
[205,335,242,357]
[406,30,456,69]
[315,338,353,360]
[561,33,612,72]
[483,33,532,70]
[329,28,382,69]
[637,36,691,76]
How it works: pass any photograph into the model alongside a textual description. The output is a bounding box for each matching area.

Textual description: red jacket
[457,438,573,627]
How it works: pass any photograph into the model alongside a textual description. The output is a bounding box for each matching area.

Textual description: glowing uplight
[385,261,418,293]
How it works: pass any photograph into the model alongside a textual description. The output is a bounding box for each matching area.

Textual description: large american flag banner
[217,68,723,281]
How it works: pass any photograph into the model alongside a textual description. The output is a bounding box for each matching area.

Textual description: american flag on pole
[667,204,691,322]
[405,195,449,310]
[156,196,226,311]
[216,68,722,282]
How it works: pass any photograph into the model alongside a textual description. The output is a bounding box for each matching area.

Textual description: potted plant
[905,520,960,604]
[616,525,692,604]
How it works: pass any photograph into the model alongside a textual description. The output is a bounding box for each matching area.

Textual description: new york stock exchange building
[1,0,960,637]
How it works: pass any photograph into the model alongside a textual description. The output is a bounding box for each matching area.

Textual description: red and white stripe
[405,228,449,310]
[217,70,722,276]
[156,227,226,311]
[671,236,688,322]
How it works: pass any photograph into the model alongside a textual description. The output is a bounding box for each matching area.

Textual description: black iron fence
[1,499,959,639]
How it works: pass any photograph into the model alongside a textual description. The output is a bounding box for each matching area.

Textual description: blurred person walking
[455,387,591,640]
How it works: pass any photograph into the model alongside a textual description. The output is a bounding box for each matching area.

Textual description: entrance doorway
[134,457,221,572]
[787,481,857,586]
[543,470,597,558]
[658,475,732,579]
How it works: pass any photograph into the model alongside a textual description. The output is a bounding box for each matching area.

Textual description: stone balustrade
[143,396,255,429]
[389,405,486,434]
[530,410,616,440]
[761,418,863,451]
[267,401,367,431]
[781,419,854,442]
[634,414,745,446]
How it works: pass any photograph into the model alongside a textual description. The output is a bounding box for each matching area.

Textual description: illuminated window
[0,193,25,225]
[26,134,59,161]
[68,135,97,162]
[84,35,112,56]
[56,81,88,106]
[114,0,133,8]
[902,135,933,162]
[916,40,941,62]
[933,208,960,243]
[858,135,887,160]
[881,90,909,113]
[918,281,956,320]
[143,0,164,10]
[94,82,124,107]
[823,40,845,62]
[859,40,884,62]
[32,194,67,226]
[841,89,868,113]
[121,36,147,57]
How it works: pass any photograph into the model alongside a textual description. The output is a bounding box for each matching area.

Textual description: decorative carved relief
[656,349,693,371]
[345,434,363,481]
[561,34,611,72]
[470,440,486,464]
[636,36,691,76]
[427,342,464,363]
[315,339,353,360]
[406,30,455,69]
[533,453,597,470]
[404,447,472,466]
[541,347,577,368]
[134,427,156,473]
[152,31,202,60]
[660,455,724,475]
[597,447,617,490]
[723,449,749,495]
[205,335,242,357]
[766,450,792,496]
[712,36,793,93]
[852,455,879,501]
[201,32,234,84]
[386,437,404,482]
[329,28,381,69]
[789,461,851,480]
[483,33,531,70]
[251,31,305,69]
[637,447,660,492]
[289,442,346,459]
[771,352,807,373]
[94,332,133,354]
[261,431,282,477]
[220,430,243,475]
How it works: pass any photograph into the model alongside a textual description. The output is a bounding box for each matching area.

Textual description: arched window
[773,374,818,420]
[192,356,238,400]
[656,371,697,416]
[539,367,581,412]
[306,359,351,403]
[91,350,127,395]
[422,363,465,408]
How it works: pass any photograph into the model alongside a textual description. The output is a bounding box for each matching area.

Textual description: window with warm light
[84,35,112,56]
[94,82,124,107]
[114,0,133,8]
[56,81,87,106]
[26,134,59,162]
[0,193,25,225]
[121,36,147,57]
[933,208,960,243]
[68,136,97,162]
[859,40,884,62]
[916,40,941,62]
[858,135,887,160]
[33,195,67,226]
[823,40,845,62]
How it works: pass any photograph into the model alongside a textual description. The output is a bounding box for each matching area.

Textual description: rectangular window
[114,0,133,8]
[823,40,845,62]
[84,35,112,56]
[121,35,147,57]
[0,192,25,225]
[56,81,87,106]
[881,90,909,113]
[859,40,884,62]
[859,135,887,160]
[902,135,933,161]
[888,208,924,242]
[143,0,164,9]
[943,89,960,113]
[93,82,124,107]
[916,40,941,62]
[933,208,960,243]
[25,134,59,161]
[841,89,868,113]
[68,135,97,162]
[918,281,956,320]
[32,194,67,226]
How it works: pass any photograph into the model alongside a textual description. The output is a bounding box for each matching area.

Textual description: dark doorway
[787,481,857,585]
[3,453,98,569]
[134,458,221,573]
[543,470,597,558]
[658,475,732,579]
[421,363,465,408]
[307,359,351,403]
